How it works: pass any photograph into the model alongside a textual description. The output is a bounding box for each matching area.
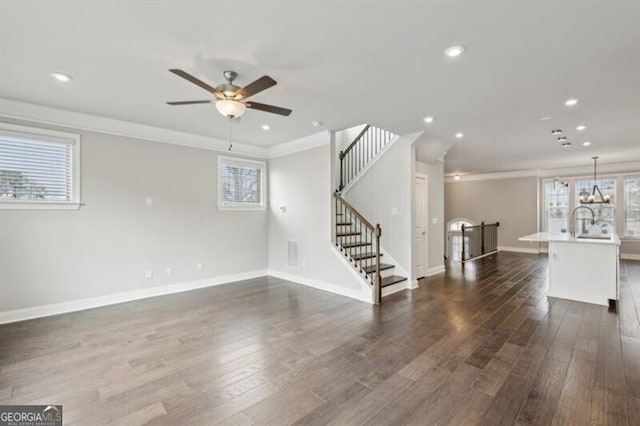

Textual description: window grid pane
[0,138,72,201]
[575,178,616,235]
[625,177,640,238]
[545,181,569,233]
[221,164,262,206]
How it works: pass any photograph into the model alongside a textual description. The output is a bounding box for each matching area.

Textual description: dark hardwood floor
[1,252,639,425]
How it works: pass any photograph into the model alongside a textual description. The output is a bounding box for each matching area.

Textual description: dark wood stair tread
[336,222,353,226]
[342,241,372,248]
[380,275,407,288]
[363,263,394,274]
[337,231,361,237]
[351,252,384,261]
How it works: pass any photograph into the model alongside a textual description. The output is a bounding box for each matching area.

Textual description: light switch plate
[391,208,399,216]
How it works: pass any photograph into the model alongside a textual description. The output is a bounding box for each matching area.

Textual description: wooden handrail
[340,124,371,159]
[334,191,375,231]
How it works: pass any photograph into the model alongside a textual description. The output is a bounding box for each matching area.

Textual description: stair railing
[334,190,382,304]
[339,125,396,191]
[461,221,500,263]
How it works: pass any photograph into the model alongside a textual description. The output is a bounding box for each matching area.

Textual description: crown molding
[267,130,330,158]
[0,98,268,158]
[445,169,539,183]
[445,160,640,183]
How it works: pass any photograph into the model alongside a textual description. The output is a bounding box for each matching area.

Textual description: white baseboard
[0,269,268,325]
[267,269,373,304]
[498,246,542,254]
[426,265,446,276]
[621,253,640,260]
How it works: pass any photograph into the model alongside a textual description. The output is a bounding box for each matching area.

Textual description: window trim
[217,155,266,210]
[0,122,82,210]
[623,174,640,239]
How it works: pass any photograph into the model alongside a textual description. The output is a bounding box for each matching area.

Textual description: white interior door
[415,176,427,278]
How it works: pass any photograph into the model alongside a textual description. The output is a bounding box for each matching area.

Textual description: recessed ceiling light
[423,116,434,123]
[582,141,591,146]
[311,121,322,127]
[454,174,461,181]
[551,129,562,135]
[51,72,72,82]
[444,45,466,58]
[576,124,587,131]
[564,98,578,107]
[561,142,572,148]
[540,116,552,121]
[261,124,270,131]
[455,132,464,139]
[557,136,567,142]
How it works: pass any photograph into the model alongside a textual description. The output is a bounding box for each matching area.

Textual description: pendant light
[579,156,611,204]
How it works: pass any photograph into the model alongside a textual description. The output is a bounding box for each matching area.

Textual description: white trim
[444,160,640,184]
[0,98,267,158]
[445,169,539,183]
[408,279,419,289]
[426,265,446,276]
[0,121,82,207]
[341,134,401,194]
[620,253,640,260]
[267,131,329,158]
[0,269,268,324]
[498,246,542,254]
[381,280,410,296]
[0,202,83,210]
[267,268,373,304]
[217,155,267,210]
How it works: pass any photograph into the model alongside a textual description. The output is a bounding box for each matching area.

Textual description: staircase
[334,125,407,304]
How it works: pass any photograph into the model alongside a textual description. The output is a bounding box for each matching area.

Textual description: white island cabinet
[519,232,620,307]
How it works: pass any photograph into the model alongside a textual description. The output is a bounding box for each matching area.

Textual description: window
[544,180,569,233]
[624,176,640,238]
[218,156,266,209]
[0,123,81,209]
[575,178,616,235]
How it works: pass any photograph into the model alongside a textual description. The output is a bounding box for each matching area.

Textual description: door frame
[414,173,428,279]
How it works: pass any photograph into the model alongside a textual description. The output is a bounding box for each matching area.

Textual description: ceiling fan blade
[166,100,213,105]
[169,69,219,95]
[237,76,277,99]
[246,102,292,116]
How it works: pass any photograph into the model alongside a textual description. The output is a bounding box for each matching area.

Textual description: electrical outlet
[391,208,399,216]
[145,269,153,279]
[145,197,153,206]
[432,217,438,224]
[166,267,173,277]
[197,263,204,271]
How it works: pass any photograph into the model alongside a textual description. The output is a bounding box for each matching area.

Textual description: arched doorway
[447,218,476,261]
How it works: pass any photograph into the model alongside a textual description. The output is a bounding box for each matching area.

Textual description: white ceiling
[1,1,639,174]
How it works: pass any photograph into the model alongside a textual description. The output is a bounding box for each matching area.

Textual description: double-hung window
[624,176,640,238]
[544,180,570,233]
[0,123,81,209]
[574,177,616,235]
[218,156,266,209]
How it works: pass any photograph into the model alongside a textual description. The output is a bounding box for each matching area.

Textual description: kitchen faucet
[570,205,596,237]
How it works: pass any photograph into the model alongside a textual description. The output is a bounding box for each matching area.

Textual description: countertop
[519,232,621,246]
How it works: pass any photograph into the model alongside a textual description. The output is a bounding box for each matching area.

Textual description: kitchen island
[519,232,620,307]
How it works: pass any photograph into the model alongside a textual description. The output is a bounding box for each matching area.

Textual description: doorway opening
[447,218,475,261]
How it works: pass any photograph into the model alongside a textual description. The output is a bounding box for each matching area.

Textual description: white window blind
[218,156,266,209]
[0,132,74,202]
[0,123,80,209]
[624,176,640,238]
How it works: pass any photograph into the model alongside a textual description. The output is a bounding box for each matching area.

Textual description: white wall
[0,119,268,314]
[416,161,445,272]
[343,132,423,283]
[267,132,371,302]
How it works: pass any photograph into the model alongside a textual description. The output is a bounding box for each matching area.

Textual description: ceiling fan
[166,69,292,119]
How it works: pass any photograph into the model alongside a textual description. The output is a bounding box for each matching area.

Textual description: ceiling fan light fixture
[216,99,246,118]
